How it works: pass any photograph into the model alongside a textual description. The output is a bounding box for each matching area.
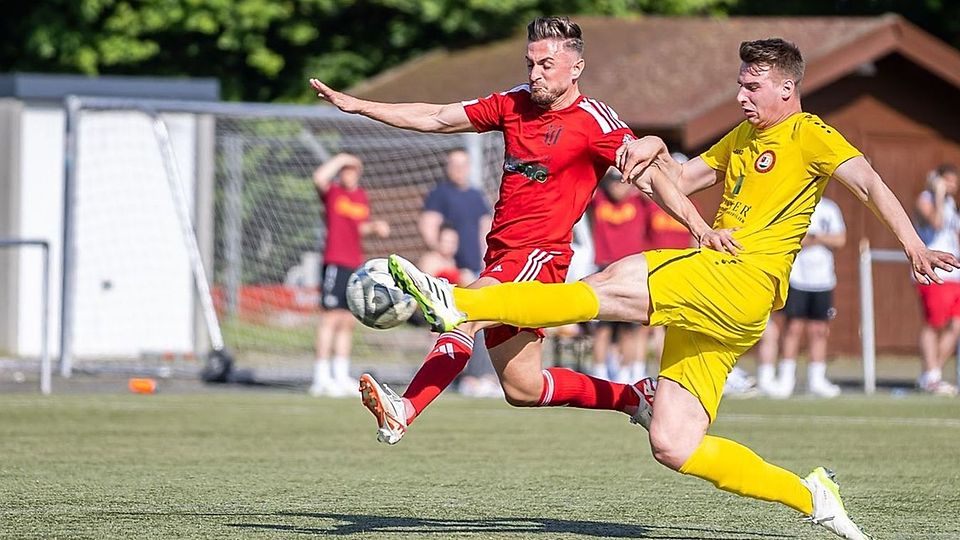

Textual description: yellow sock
[679,435,813,515]
[452,281,599,328]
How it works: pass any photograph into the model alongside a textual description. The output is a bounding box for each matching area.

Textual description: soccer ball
[346,258,418,329]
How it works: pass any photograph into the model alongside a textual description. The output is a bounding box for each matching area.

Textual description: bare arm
[418,210,444,249]
[833,156,958,283]
[677,157,722,196]
[915,185,946,230]
[360,220,390,238]
[802,231,846,250]
[478,214,492,256]
[617,136,740,254]
[310,79,474,133]
[312,153,360,194]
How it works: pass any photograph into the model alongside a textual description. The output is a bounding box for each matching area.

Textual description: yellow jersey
[700,112,861,309]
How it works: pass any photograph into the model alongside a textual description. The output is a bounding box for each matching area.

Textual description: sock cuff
[439,329,475,350]
[539,369,556,406]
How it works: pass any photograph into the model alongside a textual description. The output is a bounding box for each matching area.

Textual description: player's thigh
[646,248,774,350]
[657,326,740,424]
[583,253,651,323]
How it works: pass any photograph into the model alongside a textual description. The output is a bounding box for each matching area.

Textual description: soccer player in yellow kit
[388,39,960,539]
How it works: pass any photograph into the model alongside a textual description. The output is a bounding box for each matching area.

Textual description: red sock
[538,367,640,413]
[402,329,474,424]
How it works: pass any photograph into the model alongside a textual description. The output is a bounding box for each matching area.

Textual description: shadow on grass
[227,512,794,539]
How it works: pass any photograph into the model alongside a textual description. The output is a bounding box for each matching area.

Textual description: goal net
[62,97,505,383]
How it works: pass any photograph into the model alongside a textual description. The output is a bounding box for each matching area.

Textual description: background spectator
[914,164,960,396]
[310,153,389,397]
[588,169,651,382]
[759,197,846,398]
[418,148,492,278]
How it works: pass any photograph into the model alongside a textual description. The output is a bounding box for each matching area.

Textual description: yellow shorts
[644,248,776,421]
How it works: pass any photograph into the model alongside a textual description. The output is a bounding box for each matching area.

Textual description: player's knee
[648,427,686,471]
[501,386,538,407]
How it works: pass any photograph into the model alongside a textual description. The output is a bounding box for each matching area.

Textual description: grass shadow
[226,512,795,539]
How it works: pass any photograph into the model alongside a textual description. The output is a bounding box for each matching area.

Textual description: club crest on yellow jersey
[754,150,776,173]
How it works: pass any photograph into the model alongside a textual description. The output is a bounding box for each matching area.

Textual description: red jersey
[322,184,369,267]
[462,85,635,253]
[591,189,650,265]
[648,202,694,249]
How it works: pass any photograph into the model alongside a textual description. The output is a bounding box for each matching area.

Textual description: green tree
[729,0,960,50]
[0,0,732,102]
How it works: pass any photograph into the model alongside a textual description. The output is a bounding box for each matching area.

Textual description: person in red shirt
[589,170,653,384]
[311,16,667,445]
[309,153,390,397]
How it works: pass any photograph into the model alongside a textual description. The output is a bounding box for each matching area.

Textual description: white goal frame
[859,239,960,394]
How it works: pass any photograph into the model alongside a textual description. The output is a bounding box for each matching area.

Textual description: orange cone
[128,378,157,394]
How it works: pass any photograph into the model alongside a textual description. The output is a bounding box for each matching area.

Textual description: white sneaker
[758,377,791,399]
[309,378,347,397]
[388,254,466,333]
[358,373,407,444]
[724,367,759,398]
[920,379,959,397]
[802,467,872,540]
[809,378,842,398]
[628,377,657,430]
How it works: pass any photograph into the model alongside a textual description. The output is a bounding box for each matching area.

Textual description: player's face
[526,39,583,108]
[736,62,793,128]
[446,150,470,187]
[339,166,361,188]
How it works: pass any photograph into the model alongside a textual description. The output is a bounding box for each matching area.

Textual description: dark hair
[937,163,959,177]
[439,222,459,236]
[527,16,583,55]
[739,38,804,83]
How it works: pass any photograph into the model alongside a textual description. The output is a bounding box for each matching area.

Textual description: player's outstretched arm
[834,156,960,284]
[309,78,474,134]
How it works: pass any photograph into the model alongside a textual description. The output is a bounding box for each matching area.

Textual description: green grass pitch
[1,391,958,539]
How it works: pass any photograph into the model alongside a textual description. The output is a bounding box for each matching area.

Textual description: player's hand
[372,220,391,238]
[907,245,959,285]
[309,78,362,113]
[698,228,742,256]
[615,136,665,184]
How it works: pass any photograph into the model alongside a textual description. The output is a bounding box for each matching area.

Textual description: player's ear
[781,78,795,101]
[571,57,584,79]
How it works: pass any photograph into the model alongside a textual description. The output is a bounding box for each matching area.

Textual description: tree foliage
[0,0,731,101]
[1,0,956,102]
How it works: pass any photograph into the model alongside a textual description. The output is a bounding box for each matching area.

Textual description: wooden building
[353,14,960,354]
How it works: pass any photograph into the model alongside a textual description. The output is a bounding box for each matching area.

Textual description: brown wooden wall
[686,54,960,355]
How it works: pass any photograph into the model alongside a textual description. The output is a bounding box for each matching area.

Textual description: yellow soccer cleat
[801,467,872,540]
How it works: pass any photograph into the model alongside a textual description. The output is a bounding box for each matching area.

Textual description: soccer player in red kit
[309,16,683,444]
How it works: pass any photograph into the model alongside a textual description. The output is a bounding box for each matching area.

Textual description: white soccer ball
[346,258,418,329]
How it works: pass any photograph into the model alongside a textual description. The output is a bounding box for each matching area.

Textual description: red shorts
[916,281,960,329]
[479,247,573,349]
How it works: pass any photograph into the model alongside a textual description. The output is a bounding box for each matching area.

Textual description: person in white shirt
[914,164,960,396]
[758,197,846,398]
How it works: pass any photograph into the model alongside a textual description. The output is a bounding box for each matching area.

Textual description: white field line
[722,413,960,429]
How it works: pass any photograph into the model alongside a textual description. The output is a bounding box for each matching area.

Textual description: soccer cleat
[801,467,872,540]
[358,373,407,445]
[628,377,657,430]
[808,378,842,398]
[387,254,466,333]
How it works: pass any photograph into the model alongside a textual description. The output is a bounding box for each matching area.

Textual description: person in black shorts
[311,153,390,397]
[767,197,846,398]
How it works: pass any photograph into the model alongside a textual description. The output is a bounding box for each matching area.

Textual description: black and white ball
[346,258,417,329]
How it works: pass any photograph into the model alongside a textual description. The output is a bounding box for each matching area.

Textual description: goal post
[859,239,960,394]
[0,238,52,395]
[60,96,505,383]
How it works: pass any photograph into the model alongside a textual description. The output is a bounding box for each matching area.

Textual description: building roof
[0,72,220,103]
[351,14,960,149]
